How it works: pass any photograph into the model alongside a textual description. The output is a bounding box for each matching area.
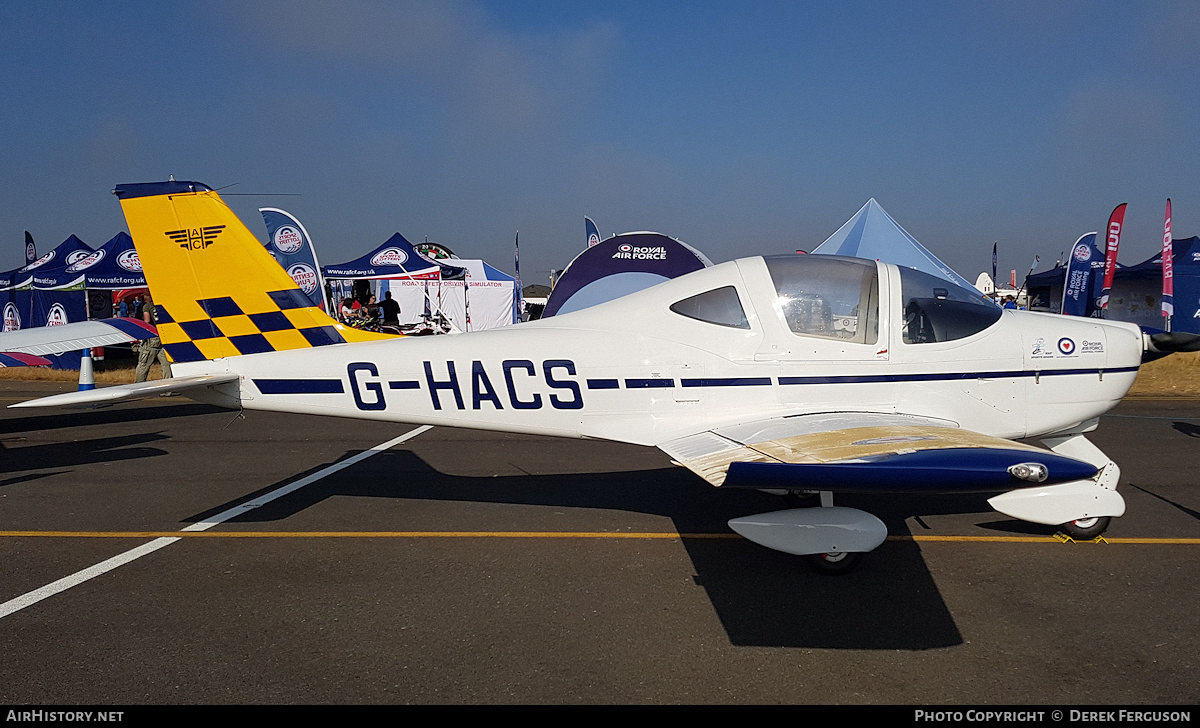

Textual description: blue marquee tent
[0,235,95,370]
[29,232,145,290]
[1104,236,1200,333]
[0,234,94,289]
[322,233,466,281]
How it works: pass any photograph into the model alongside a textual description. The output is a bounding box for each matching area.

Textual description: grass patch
[1125,351,1200,397]
[0,364,165,384]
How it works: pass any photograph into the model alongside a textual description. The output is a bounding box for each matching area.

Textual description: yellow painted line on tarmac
[896,535,1200,544]
[2,530,1198,544]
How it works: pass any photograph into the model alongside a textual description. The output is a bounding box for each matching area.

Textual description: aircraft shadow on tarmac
[1127,483,1200,522]
[174,447,1022,651]
[0,432,171,477]
[0,403,225,436]
[1172,421,1200,438]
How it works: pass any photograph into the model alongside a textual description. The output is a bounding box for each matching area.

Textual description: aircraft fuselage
[178,258,1145,448]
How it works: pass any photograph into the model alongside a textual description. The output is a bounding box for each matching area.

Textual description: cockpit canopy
[667,254,1001,346]
[764,256,879,344]
[897,265,1001,344]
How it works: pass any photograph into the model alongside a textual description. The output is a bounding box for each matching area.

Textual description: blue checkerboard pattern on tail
[156,289,347,363]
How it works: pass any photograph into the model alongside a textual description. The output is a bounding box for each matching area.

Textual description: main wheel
[806,551,863,575]
[1059,516,1111,540]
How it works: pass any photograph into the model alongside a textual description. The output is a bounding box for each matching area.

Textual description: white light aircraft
[13,181,1200,573]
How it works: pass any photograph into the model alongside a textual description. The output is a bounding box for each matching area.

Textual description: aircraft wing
[658,413,1099,493]
[8,374,240,410]
[0,318,158,356]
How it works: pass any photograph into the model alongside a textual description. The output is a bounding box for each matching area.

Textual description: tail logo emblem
[166,225,226,251]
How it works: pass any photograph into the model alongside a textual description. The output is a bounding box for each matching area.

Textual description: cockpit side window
[899,266,1001,344]
[669,286,750,329]
[763,256,879,345]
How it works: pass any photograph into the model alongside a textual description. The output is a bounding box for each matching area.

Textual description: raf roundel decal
[288,263,319,295]
[273,225,304,254]
[370,247,408,267]
[1057,337,1075,355]
[25,251,54,270]
[3,302,20,331]
[46,303,69,326]
[117,249,142,272]
[66,250,105,272]
[64,250,91,267]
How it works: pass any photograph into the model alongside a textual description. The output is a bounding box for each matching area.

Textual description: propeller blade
[1150,332,1200,352]
[1142,329,1200,362]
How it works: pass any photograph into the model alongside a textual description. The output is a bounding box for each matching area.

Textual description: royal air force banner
[1061,233,1104,317]
[259,208,327,312]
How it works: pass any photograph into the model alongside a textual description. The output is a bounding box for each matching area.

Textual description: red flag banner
[1162,199,1174,318]
[1099,203,1127,309]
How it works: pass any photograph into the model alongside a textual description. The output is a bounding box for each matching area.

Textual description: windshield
[899,266,1000,344]
[763,255,878,345]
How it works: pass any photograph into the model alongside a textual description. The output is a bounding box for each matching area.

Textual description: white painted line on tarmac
[181,426,432,533]
[0,425,432,620]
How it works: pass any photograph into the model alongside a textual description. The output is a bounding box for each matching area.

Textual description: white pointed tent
[811,199,977,292]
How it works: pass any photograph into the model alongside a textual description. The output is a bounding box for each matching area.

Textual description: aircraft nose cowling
[722,447,1099,493]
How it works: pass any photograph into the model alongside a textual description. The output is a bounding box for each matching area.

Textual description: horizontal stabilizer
[0,318,158,356]
[0,352,52,367]
[9,374,240,409]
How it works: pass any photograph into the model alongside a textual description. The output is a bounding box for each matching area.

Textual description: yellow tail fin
[115,181,392,364]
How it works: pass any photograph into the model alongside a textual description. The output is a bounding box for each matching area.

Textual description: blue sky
[1,1,1197,286]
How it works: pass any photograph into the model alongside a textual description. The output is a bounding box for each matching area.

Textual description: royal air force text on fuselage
[346,360,584,412]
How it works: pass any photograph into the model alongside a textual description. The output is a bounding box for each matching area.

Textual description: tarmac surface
[0,379,1197,705]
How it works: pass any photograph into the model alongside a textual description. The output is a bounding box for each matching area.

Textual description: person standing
[379,290,401,325]
[135,293,173,382]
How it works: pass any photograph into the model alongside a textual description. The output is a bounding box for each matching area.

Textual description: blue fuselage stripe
[777,366,1138,386]
[254,378,344,394]
[250,366,1138,398]
[681,377,772,387]
[625,379,674,388]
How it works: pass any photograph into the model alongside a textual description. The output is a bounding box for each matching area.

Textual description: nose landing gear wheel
[806,551,863,575]
[1059,516,1111,540]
